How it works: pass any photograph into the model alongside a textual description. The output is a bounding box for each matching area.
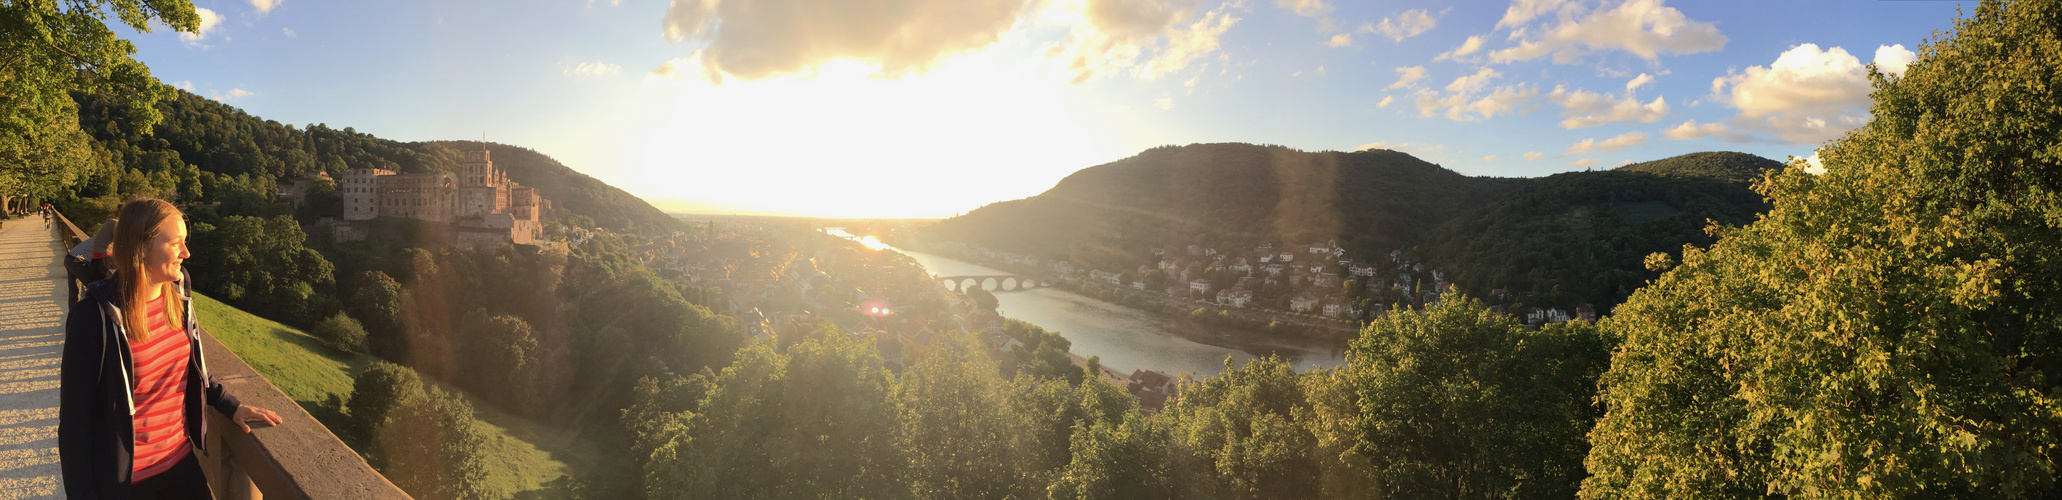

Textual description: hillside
[195,293,592,498]
[912,143,1523,271]
[1420,153,1779,312]
[67,90,680,234]
[914,143,1780,313]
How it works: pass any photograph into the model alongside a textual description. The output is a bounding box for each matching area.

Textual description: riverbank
[825,229,1345,376]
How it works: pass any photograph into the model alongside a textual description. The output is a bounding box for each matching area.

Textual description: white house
[1291,293,1320,313]
[1279,252,1294,262]
[1190,279,1213,295]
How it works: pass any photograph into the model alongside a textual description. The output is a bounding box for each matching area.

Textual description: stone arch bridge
[938,275,1047,293]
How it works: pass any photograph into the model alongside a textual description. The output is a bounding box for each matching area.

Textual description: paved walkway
[0,218,70,499]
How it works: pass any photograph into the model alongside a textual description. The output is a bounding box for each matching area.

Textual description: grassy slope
[194,294,588,497]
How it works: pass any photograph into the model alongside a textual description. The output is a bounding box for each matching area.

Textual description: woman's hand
[232,406,284,432]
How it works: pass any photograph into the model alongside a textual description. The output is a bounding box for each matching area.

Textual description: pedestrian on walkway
[59,198,284,500]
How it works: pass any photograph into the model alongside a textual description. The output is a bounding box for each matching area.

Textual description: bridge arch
[937,274,1044,293]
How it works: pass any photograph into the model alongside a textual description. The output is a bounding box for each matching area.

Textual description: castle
[335,149,545,248]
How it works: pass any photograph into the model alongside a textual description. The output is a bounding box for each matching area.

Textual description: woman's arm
[57,299,104,499]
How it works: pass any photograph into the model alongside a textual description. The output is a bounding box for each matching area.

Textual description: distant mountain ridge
[912,143,1781,313]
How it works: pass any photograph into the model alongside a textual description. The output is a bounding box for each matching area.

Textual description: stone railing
[49,209,412,499]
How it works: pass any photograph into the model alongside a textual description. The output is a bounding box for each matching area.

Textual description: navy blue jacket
[59,270,242,499]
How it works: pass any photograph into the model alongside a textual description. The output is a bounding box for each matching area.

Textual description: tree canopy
[1584,1,2062,496]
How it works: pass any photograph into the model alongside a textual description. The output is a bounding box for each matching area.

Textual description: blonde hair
[111,199,185,343]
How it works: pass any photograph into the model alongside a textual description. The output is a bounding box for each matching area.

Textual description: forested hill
[913,143,1781,312]
[913,143,1524,269]
[1421,151,1781,312]
[67,89,680,233]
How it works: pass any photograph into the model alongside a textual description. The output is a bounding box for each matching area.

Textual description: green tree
[2,0,196,208]
[456,308,540,410]
[968,285,999,312]
[644,327,901,497]
[1050,414,1176,499]
[187,213,337,324]
[348,361,424,446]
[348,270,408,363]
[1156,356,1321,499]
[895,330,1034,497]
[1584,2,2062,497]
[1353,293,1611,498]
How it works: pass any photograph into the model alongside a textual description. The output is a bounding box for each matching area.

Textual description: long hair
[111,199,185,343]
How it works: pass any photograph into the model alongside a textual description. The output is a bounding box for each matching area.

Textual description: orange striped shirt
[129,297,191,481]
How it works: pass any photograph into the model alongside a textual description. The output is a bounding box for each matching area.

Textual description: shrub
[312,312,369,354]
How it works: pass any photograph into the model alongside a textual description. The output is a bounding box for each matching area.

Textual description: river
[825,229,1346,377]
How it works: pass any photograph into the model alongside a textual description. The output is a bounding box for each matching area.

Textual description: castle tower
[458,148,505,217]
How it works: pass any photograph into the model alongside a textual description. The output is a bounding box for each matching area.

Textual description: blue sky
[119,0,1970,218]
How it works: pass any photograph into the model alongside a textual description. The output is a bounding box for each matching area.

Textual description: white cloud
[250,0,281,14]
[1547,85,1667,128]
[209,88,254,102]
[1377,95,1395,108]
[1488,0,1725,64]
[662,0,1032,81]
[1802,151,1826,175]
[1496,0,1573,29]
[1662,120,1754,142]
[1435,35,1486,61]
[1045,1,1242,84]
[648,56,715,84]
[1482,155,1497,162]
[1374,9,1437,42]
[1276,0,1333,17]
[173,80,193,91]
[1414,67,1539,121]
[1524,151,1544,161]
[1387,66,1427,89]
[1571,158,1599,167]
[1874,44,1916,77]
[1564,131,1647,155]
[1444,67,1501,94]
[1625,73,1652,92]
[281,27,296,37]
[179,8,223,45]
[564,61,622,77]
[1702,43,1884,144]
[1357,141,1409,151]
[1327,34,1352,47]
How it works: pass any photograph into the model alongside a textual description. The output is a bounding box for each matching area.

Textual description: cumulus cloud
[1695,43,1888,144]
[1546,85,1667,128]
[1496,0,1574,29]
[1374,9,1438,42]
[661,0,1029,81]
[1524,151,1544,161]
[1435,35,1486,61]
[649,56,713,84]
[1276,0,1333,17]
[1327,34,1352,47]
[173,80,193,91]
[1625,73,1652,92]
[1377,95,1394,108]
[1045,1,1241,84]
[1874,44,1916,77]
[1387,66,1427,89]
[250,0,280,14]
[1488,0,1725,64]
[1802,151,1826,175]
[1563,131,1647,155]
[179,8,223,45]
[1482,155,1497,162]
[1571,158,1598,167]
[565,61,622,77]
[1414,67,1539,121]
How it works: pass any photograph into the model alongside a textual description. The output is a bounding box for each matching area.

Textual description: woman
[59,199,284,499]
